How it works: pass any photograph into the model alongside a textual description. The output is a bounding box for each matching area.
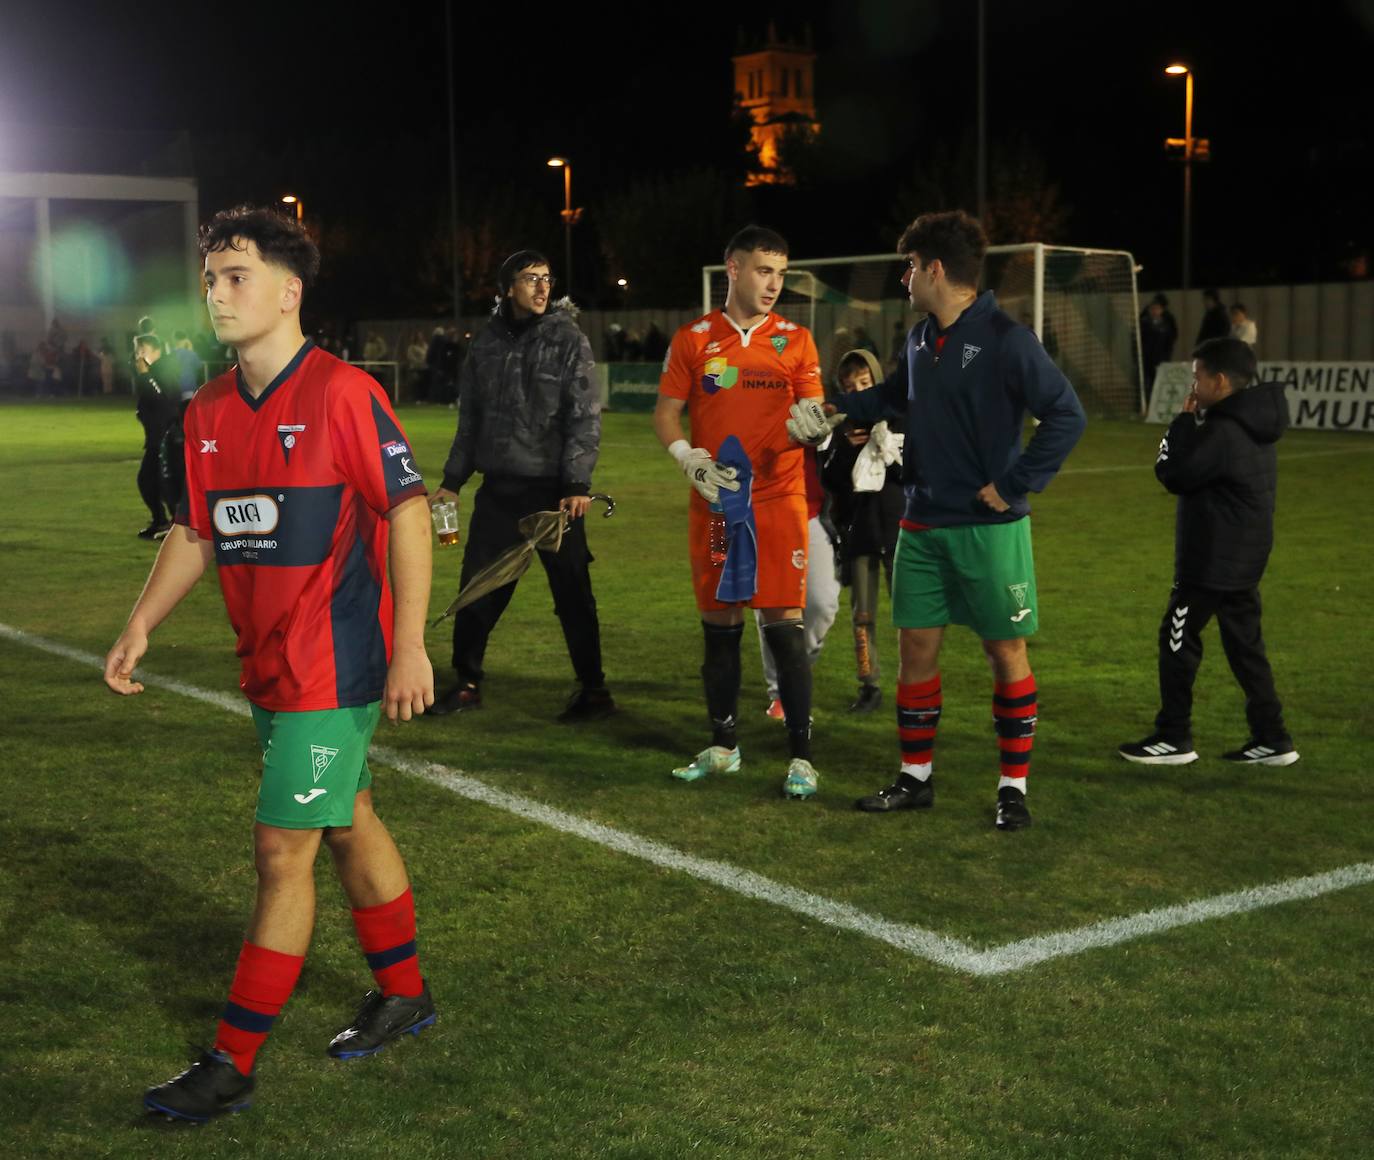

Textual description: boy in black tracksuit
[1120,337,1298,767]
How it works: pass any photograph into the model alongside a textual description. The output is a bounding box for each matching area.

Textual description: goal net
[703,243,1143,414]
[984,244,1143,416]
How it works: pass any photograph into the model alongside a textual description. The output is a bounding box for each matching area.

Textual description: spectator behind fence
[405,329,429,401]
[1140,293,1179,403]
[1196,288,1230,344]
[1230,303,1258,349]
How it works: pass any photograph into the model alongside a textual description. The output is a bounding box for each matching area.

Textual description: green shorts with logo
[892,520,1039,640]
[249,701,380,829]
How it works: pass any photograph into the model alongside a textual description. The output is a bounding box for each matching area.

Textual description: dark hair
[199,205,320,289]
[1193,336,1256,388]
[724,225,789,264]
[1202,288,1221,306]
[133,333,162,354]
[137,315,155,332]
[837,352,873,379]
[897,210,987,289]
[498,249,550,293]
[1151,293,1170,308]
[1231,302,1248,314]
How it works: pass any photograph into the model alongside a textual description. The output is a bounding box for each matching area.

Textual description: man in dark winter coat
[427,249,613,721]
[1120,337,1298,767]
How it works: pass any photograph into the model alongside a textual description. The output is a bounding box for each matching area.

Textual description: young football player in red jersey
[104,206,437,1123]
[654,225,838,799]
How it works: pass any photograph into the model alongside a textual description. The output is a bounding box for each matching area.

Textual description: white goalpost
[702,243,1144,415]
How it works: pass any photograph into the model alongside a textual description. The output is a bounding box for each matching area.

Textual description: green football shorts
[249,701,380,829]
[891,520,1039,640]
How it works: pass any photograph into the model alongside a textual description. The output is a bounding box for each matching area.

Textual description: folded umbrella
[432,493,615,625]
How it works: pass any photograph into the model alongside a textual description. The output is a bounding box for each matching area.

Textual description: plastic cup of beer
[431,499,460,546]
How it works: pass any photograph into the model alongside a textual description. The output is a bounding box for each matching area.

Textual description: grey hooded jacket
[441,301,600,496]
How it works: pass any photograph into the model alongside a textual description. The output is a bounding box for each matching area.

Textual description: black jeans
[449,479,605,689]
[1155,582,1288,744]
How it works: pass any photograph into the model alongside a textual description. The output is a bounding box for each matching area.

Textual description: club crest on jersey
[1008,582,1029,609]
[701,357,739,394]
[771,336,789,354]
[791,549,805,570]
[961,344,982,369]
[276,423,306,464]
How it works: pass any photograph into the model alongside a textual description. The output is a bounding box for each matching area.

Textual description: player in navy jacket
[842,210,1085,830]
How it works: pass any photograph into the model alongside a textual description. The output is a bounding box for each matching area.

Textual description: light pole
[546,157,582,298]
[1165,64,1194,290]
[280,194,303,223]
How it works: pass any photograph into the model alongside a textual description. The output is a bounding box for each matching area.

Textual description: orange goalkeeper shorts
[688,491,808,612]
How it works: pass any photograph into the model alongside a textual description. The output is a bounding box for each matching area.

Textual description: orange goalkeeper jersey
[659,310,822,502]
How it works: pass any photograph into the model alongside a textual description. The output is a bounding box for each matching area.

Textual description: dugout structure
[702,244,1144,415]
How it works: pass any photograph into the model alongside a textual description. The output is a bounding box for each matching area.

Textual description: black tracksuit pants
[1155,581,1288,744]
[449,479,605,690]
[137,414,172,523]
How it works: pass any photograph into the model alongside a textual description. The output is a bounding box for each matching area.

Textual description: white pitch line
[5,620,1371,976]
[974,862,1374,975]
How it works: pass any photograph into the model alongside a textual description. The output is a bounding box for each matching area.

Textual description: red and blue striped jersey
[177,341,428,710]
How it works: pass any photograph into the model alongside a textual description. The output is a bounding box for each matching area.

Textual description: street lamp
[546,157,582,299]
[280,194,303,223]
[1164,65,1194,290]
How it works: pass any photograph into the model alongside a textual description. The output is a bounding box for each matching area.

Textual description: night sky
[4,0,1372,311]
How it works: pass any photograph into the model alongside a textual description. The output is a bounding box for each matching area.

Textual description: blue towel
[714,435,757,603]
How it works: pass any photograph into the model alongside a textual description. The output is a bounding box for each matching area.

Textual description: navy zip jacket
[842,291,1086,528]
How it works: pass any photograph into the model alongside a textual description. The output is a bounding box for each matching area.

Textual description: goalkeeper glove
[786,399,846,446]
[668,439,741,504]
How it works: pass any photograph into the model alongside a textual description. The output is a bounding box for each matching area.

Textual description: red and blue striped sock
[351,886,424,998]
[213,941,304,1076]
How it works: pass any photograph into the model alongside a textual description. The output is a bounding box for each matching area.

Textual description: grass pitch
[0,398,1371,1158]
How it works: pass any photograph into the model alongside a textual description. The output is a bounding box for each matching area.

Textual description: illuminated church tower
[732,22,819,185]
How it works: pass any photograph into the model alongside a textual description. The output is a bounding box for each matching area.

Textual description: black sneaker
[849,685,882,714]
[1118,733,1198,765]
[1220,739,1300,766]
[137,521,171,541]
[425,683,481,717]
[328,982,436,1059]
[557,685,616,722]
[856,772,934,812]
[144,1048,253,1123]
[995,786,1032,831]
